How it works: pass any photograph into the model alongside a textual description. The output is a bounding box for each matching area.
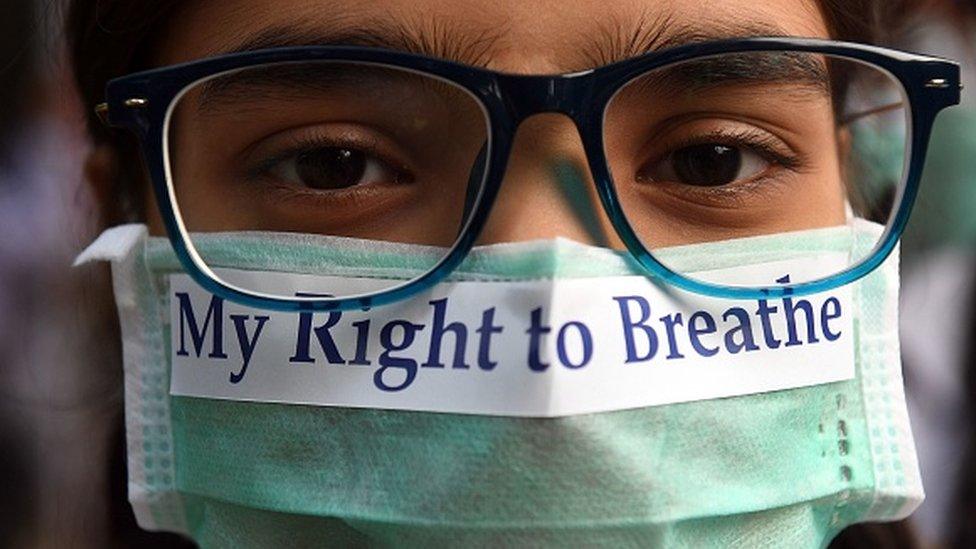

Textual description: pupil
[672,144,741,186]
[295,148,366,190]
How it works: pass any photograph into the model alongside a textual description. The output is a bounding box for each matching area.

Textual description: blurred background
[0,0,973,547]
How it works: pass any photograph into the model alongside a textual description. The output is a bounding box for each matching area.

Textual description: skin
[130,0,850,250]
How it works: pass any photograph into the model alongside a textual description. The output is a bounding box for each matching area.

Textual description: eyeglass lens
[167,62,491,298]
[604,52,907,286]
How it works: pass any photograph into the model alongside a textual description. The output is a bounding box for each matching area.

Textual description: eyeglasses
[98,37,960,312]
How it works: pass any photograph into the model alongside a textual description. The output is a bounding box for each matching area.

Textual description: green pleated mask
[77,220,922,549]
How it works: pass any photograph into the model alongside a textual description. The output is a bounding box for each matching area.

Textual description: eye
[267,146,401,191]
[638,143,770,187]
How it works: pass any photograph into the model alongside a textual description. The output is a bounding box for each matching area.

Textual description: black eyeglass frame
[99,37,961,312]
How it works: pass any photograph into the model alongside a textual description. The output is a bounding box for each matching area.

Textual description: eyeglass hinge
[924,78,951,89]
[94,103,109,125]
[94,97,148,127]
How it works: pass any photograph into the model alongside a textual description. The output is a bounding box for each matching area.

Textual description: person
[65,0,955,546]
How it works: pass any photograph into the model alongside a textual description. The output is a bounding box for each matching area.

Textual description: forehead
[155,0,830,72]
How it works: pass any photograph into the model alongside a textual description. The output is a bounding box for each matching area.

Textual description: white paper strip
[169,255,854,417]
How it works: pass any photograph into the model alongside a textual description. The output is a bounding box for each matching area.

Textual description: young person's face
[149,0,846,249]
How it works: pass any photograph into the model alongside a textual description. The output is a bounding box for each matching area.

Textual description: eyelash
[639,126,810,205]
[657,127,804,172]
[246,133,411,189]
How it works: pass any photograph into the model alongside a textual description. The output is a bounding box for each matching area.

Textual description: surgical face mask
[77,219,921,548]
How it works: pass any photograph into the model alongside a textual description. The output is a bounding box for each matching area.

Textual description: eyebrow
[633,51,831,98]
[192,62,468,116]
[583,12,802,66]
[216,18,505,68]
[581,12,831,96]
[190,14,829,113]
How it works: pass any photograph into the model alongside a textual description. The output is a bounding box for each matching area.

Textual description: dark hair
[63,1,921,547]
[66,0,180,224]
[0,0,36,165]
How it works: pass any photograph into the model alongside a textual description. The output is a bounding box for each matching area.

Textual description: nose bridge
[496,73,588,121]
[474,112,621,247]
